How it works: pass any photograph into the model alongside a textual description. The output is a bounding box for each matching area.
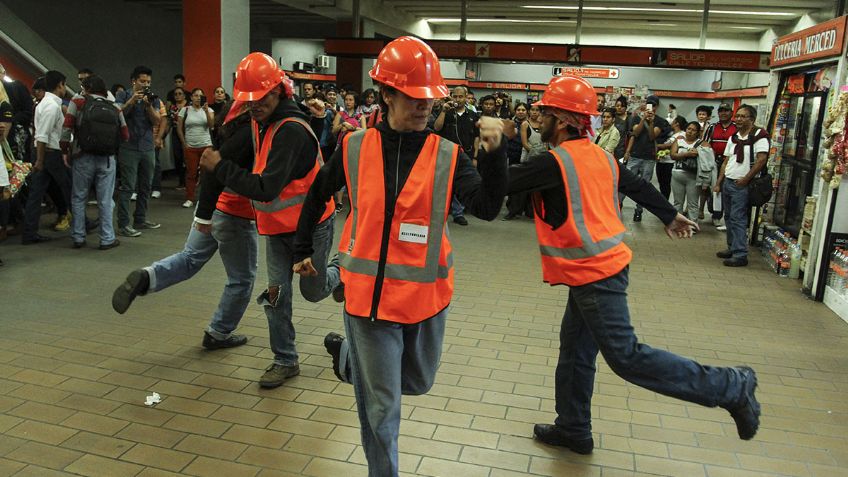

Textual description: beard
[540,116,558,144]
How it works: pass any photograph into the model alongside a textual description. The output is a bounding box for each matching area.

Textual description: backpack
[77,96,120,155]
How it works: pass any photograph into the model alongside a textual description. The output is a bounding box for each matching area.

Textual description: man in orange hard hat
[200,52,339,389]
[293,36,508,476]
[507,75,761,454]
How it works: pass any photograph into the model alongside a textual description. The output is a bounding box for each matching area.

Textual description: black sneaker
[332,282,345,303]
[99,239,121,250]
[533,424,594,454]
[259,363,300,388]
[453,216,468,226]
[72,240,86,249]
[632,211,642,222]
[723,257,748,267]
[21,234,52,245]
[112,269,149,314]
[202,331,248,350]
[324,332,346,381]
[727,366,760,440]
[716,250,733,259]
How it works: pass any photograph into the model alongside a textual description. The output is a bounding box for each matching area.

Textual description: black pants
[655,162,673,200]
[23,150,70,239]
[171,133,185,186]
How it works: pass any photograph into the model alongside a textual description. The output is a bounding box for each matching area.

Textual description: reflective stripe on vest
[340,130,455,283]
[539,146,624,260]
[251,117,322,213]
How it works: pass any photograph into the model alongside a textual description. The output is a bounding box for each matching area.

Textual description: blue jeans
[261,217,338,366]
[722,178,749,259]
[23,150,70,239]
[554,268,745,439]
[450,195,465,218]
[71,154,116,245]
[117,147,155,228]
[626,156,655,214]
[144,210,258,337]
[341,309,446,477]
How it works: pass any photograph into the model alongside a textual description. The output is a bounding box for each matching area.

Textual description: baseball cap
[646,95,660,106]
[718,103,733,111]
[0,101,13,123]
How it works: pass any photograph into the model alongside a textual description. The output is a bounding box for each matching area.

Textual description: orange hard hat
[369,36,449,99]
[534,75,599,116]
[233,52,286,101]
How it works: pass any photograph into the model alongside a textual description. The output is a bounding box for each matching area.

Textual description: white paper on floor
[144,392,162,406]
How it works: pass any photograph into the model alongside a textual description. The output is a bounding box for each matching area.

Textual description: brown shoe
[259,363,300,388]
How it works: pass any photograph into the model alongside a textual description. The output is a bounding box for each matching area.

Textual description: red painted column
[182,0,221,99]
[335,21,364,93]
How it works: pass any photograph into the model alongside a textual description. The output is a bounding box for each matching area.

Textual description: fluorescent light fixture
[522,5,796,16]
[729,26,763,30]
[649,23,678,27]
[427,17,576,23]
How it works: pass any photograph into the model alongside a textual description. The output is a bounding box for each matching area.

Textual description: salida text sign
[553,67,620,79]
[663,51,768,71]
[771,16,847,67]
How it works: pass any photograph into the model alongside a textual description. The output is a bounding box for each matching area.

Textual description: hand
[202,103,209,112]
[477,116,504,153]
[623,152,630,163]
[665,213,699,239]
[131,91,144,104]
[713,183,722,193]
[62,154,70,168]
[33,160,44,172]
[199,148,222,172]
[735,177,750,187]
[194,221,212,234]
[293,258,318,276]
[305,98,326,117]
[154,137,163,149]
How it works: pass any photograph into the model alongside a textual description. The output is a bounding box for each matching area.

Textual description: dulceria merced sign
[771,16,847,68]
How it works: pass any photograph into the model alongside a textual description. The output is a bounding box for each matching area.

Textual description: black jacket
[195,113,252,221]
[213,98,324,228]
[294,121,508,263]
[508,138,678,229]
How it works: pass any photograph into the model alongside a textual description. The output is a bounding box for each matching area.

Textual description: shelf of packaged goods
[823,286,848,325]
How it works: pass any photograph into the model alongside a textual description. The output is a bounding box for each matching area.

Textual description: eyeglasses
[735,114,751,119]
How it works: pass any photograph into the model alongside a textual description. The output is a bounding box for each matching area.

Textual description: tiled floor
[1,191,847,477]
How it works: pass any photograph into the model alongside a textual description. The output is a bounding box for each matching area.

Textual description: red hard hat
[233,52,287,101]
[369,36,449,99]
[534,75,599,116]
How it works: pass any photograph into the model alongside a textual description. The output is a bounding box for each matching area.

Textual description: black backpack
[77,96,120,155]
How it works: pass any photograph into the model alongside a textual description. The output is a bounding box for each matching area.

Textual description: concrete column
[335,20,365,92]
[182,0,249,99]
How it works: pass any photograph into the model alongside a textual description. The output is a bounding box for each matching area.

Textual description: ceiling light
[427,17,576,23]
[729,26,763,30]
[649,23,678,26]
[522,5,796,16]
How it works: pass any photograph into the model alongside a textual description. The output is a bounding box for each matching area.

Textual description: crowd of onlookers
[0,61,760,267]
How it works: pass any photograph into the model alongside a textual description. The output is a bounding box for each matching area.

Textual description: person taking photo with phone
[176,88,214,208]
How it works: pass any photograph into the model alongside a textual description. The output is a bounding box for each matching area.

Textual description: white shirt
[34,91,64,150]
[723,130,769,180]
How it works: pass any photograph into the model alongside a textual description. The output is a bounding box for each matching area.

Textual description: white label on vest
[398,223,428,244]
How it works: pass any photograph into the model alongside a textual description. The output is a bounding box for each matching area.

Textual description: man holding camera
[114,65,162,238]
[623,96,665,222]
[434,86,479,226]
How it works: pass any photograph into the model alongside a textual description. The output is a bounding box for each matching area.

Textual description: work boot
[202,331,248,350]
[324,332,347,381]
[112,269,149,314]
[533,424,594,454]
[259,363,300,388]
[726,366,760,440]
[723,257,748,267]
[716,250,732,259]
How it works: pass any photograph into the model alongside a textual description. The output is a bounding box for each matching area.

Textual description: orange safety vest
[250,117,334,235]
[338,129,458,324]
[216,188,255,220]
[534,138,632,287]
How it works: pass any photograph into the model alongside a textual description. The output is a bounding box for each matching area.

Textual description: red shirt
[707,121,737,160]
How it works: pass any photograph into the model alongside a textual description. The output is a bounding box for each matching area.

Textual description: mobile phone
[645,103,653,112]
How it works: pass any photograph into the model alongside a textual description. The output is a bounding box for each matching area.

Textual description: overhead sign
[661,50,769,71]
[553,67,620,79]
[771,16,847,68]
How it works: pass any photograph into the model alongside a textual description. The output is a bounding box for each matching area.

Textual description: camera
[140,86,158,102]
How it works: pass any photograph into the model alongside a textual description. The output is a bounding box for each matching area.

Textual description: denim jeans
[553,267,745,439]
[23,149,70,239]
[722,178,749,259]
[144,210,258,337]
[671,170,699,223]
[626,156,655,214]
[117,147,154,228]
[450,195,465,218]
[260,217,338,366]
[71,154,116,245]
[341,309,446,477]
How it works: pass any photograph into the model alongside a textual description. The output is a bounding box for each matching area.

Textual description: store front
[762,15,848,322]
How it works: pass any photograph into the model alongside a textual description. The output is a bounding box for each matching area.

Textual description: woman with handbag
[670,121,703,223]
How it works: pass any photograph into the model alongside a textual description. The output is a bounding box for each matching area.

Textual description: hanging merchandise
[821,88,848,188]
